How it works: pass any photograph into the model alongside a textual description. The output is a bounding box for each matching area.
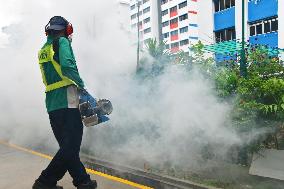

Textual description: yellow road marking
[0,140,153,189]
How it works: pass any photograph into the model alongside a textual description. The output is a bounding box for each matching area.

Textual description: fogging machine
[79,90,113,127]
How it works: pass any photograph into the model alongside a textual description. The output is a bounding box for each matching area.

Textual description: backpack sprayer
[79,89,113,127]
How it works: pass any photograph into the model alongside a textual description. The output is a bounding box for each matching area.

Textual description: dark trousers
[37,108,90,187]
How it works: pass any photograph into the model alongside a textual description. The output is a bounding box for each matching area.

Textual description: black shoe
[32,180,63,189]
[77,180,97,189]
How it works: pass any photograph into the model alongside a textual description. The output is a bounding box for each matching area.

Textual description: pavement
[0,141,151,189]
[249,149,284,181]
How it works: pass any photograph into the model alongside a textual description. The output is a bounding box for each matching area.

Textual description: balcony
[248,0,278,23]
[171,47,179,53]
[170,22,178,29]
[249,32,278,48]
[170,10,178,17]
[214,7,235,31]
[171,34,179,41]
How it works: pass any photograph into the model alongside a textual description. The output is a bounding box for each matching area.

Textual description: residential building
[161,0,198,53]
[129,0,214,53]
[129,0,283,58]
[118,0,131,32]
[209,0,284,61]
[129,0,161,47]
[161,0,215,53]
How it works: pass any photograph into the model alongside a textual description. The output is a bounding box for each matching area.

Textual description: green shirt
[41,36,85,112]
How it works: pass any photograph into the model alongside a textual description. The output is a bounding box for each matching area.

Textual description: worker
[33,16,97,189]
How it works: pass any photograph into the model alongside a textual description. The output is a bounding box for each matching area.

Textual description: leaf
[269,105,273,112]
[281,104,284,110]
[265,106,269,114]
[273,105,277,113]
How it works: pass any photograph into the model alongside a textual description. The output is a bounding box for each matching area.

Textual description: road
[0,141,151,189]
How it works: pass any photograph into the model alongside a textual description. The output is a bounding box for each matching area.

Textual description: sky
[0,0,20,47]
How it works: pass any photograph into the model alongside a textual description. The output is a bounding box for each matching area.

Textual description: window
[220,0,225,10]
[162,21,169,27]
[215,28,236,42]
[180,39,189,46]
[138,11,142,16]
[170,6,177,13]
[170,18,178,25]
[214,0,235,12]
[171,42,179,48]
[144,27,151,34]
[143,0,149,3]
[170,30,178,36]
[215,30,225,42]
[271,18,278,32]
[161,0,168,5]
[170,17,178,29]
[131,13,137,20]
[249,17,278,36]
[130,4,135,10]
[178,1,187,9]
[180,26,188,34]
[214,1,219,12]
[144,17,150,24]
[225,0,231,9]
[163,32,169,39]
[165,44,170,49]
[162,9,168,16]
[179,14,188,22]
[250,25,255,36]
[264,21,271,33]
[226,28,236,41]
[256,24,262,35]
[143,7,150,14]
[131,23,137,29]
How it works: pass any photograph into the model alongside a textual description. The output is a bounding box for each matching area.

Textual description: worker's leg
[61,108,91,186]
[36,109,67,187]
[36,108,90,187]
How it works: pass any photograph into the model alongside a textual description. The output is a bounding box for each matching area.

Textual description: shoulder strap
[52,37,70,64]
[52,37,60,64]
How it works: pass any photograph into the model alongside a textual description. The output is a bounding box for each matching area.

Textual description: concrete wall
[279,0,284,60]
[129,0,161,48]
[118,1,131,32]
[151,0,161,42]
[235,0,248,41]
[197,0,214,45]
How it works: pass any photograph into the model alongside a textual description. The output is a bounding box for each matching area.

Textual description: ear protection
[45,16,73,36]
[44,21,50,36]
[65,22,73,36]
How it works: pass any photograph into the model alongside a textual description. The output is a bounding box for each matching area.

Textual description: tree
[137,38,171,77]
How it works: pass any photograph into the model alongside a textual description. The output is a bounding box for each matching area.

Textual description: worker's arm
[58,37,85,89]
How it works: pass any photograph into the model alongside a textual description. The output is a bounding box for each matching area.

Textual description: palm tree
[145,38,170,59]
[141,38,171,76]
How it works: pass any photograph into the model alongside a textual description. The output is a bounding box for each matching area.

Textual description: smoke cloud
[0,0,241,172]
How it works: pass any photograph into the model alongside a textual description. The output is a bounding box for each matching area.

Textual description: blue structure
[212,0,279,62]
[248,0,278,48]
[248,0,277,22]
[214,7,235,31]
[249,32,278,48]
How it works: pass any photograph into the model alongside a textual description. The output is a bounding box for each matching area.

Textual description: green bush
[139,39,284,163]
